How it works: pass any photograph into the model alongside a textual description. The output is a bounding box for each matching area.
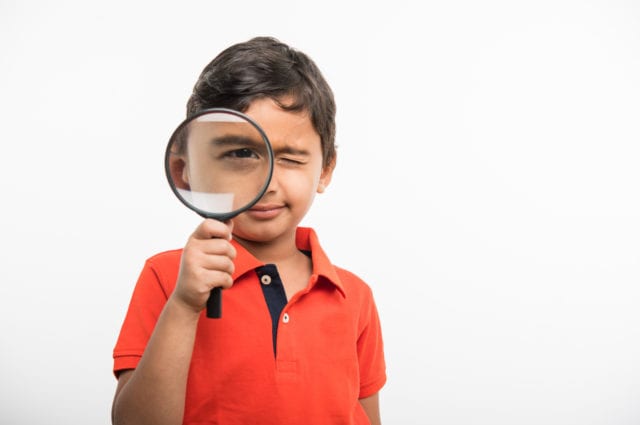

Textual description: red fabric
[113,227,386,424]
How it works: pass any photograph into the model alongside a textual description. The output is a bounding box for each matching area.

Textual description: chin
[233,224,284,244]
[233,218,297,245]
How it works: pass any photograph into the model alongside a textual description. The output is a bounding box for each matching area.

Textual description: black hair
[186,36,336,167]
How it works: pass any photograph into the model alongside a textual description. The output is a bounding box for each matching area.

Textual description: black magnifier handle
[207,287,222,318]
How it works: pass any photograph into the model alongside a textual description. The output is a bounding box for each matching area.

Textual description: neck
[233,230,300,265]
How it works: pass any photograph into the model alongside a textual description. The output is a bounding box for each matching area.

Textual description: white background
[1,1,639,424]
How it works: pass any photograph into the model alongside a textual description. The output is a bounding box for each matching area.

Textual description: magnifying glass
[165,108,274,318]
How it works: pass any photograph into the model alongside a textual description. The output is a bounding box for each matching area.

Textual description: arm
[112,299,200,425]
[359,392,381,425]
[356,285,386,425]
[112,219,236,425]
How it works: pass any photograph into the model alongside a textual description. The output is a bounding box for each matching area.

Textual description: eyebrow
[210,135,266,148]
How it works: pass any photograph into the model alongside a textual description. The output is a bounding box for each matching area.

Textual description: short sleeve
[112,252,179,376]
[357,287,387,398]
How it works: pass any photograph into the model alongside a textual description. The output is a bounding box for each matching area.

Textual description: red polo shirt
[113,227,386,424]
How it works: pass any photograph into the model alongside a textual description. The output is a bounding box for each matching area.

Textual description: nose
[264,162,280,194]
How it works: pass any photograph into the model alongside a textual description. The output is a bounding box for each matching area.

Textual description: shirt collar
[231,227,346,298]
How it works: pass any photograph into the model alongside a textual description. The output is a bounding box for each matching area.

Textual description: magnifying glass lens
[166,109,273,220]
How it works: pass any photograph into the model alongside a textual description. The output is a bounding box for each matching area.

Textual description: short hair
[186,36,336,168]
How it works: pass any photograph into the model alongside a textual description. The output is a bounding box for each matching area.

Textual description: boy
[112,36,386,425]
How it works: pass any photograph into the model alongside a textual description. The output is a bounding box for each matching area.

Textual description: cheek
[281,168,321,198]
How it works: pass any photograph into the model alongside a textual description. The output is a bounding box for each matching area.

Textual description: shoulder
[331,265,383,336]
[333,265,376,301]
[146,248,183,267]
[139,249,183,291]
[302,227,373,296]
[334,265,368,287]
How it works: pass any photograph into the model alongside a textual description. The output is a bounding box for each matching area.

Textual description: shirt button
[260,275,272,285]
[282,313,290,323]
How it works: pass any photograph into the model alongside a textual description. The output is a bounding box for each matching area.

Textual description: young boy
[112,36,386,425]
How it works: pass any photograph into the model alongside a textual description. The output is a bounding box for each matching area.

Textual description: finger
[193,218,232,241]
[181,244,235,276]
[190,268,234,291]
[205,271,234,290]
[190,237,236,259]
[195,251,236,276]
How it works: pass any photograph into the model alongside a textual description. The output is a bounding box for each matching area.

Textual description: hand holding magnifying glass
[165,108,274,318]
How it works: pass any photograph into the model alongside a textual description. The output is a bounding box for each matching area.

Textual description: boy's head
[187,36,336,169]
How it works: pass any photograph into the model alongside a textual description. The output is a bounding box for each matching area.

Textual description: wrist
[165,295,203,323]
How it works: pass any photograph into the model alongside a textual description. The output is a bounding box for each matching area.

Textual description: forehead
[244,98,321,152]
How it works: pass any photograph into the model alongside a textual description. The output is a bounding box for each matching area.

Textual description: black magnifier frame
[164,107,274,222]
[164,107,274,318]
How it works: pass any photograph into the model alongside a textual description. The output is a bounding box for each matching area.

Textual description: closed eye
[273,146,311,166]
[278,156,307,166]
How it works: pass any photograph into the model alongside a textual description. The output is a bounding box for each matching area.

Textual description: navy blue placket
[255,264,288,356]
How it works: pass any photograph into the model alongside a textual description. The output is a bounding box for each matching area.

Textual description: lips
[246,203,284,219]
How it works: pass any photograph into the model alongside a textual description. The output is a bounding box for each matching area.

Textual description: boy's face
[231,97,334,244]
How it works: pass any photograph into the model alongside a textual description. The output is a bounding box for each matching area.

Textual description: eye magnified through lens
[165,108,274,318]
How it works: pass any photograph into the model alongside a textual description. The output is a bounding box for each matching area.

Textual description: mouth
[246,203,285,219]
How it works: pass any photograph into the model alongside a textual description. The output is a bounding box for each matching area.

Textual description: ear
[168,156,191,190]
[317,156,336,194]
